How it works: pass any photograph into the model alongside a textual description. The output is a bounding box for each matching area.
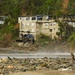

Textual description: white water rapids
[0,53,75,58]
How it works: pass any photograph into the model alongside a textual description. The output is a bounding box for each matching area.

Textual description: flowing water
[0,53,75,58]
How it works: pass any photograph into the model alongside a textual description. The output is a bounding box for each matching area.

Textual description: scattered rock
[1,58,8,63]
[58,68,72,71]
[0,66,4,69]
[0,74,4,75]
[0,58,75,75]
[18,43,23,47]
[35,66,42,70]
[0,59,2,63]
[7,66,14,69]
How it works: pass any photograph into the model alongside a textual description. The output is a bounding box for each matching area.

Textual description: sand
[11,70,75,75]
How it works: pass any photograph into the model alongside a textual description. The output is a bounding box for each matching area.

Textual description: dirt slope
[63,0,69,9]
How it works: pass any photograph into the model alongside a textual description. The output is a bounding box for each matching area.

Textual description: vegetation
[68,32,75,60]
[57,21,74,41]
[0,0,75,47]
[0,0,75,17]
[37,34,52,45]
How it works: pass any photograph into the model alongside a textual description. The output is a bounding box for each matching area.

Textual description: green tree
[58,21,74,41]
[67,0,75,15]
[39,0,62,16]
[68,32,75,60]
[54,0,62,18]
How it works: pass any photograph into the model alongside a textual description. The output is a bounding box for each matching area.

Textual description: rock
[18,43,23,47]
[58,68,72,71]
[35,66,42,70]
[41,63,49,68]
[30,66,36,71]
[1,58,8,63]
[0,59,2,63]
[16,66,25,70]
[21,68,27,72]
[0,66,4,69]
[23,43,29,47]
[0,58,75,74]
[0,74,4,75]
[7,66,14,69]
[8,56,12,60]
[59,64,68,68]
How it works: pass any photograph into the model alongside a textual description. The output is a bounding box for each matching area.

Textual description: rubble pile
[0,57,75,75]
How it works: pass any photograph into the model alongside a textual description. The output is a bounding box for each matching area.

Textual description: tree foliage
[0,0,74,19]
[68,32,75,49]
[57,20,74,42]
[0,0,75,42]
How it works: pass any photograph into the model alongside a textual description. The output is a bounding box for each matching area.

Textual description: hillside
[62,0,69,13]
[0,0,75,17]
[0,0,75,48]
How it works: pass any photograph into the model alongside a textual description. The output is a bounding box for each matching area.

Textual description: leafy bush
[37,33,52,45]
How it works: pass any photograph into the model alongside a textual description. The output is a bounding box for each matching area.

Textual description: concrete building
[0,16,7,25]
[18,15,59,40]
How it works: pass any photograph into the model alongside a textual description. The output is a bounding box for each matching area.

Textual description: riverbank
[0,57,75,75]
[0,42,74,54]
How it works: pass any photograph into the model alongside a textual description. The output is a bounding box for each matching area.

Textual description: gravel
[0,57,75,75]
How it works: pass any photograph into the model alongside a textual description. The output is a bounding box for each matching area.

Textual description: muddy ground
[0,41,73,54]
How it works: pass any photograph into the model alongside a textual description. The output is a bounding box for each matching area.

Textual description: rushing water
[0,53,75,58]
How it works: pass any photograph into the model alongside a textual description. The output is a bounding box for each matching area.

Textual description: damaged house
[18,15,59,40]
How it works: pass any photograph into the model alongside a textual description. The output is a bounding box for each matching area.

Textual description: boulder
[0,66,4,69]
[7,66,14,69]
[1,58,8,63]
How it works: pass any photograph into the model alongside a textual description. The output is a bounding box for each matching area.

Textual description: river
[0,53,75,58]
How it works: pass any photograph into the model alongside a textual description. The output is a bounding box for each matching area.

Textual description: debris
[0,58,75,75]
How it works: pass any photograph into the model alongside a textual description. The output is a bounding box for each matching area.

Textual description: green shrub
[37,33,52,45]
